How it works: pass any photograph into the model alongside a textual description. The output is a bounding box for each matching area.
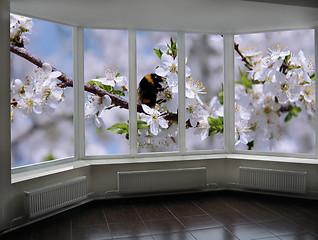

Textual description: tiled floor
[1,190,318,240]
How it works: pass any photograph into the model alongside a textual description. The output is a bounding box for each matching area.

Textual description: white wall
[0,0,12,231]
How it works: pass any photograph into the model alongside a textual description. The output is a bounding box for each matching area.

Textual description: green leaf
[284,105,302,122]
[103,85,114,92]
[247,141,254,150]
[113,89,125,96]
[43,152,55,162]
[310,73,315,81]
[218,91,224,105]
[207,116,224,136]
[284,113,293,122]
[87,80,112,92]
[154,48,163,60]
[137,120,149,129]
[207,116,215,127]
[88,80,125,97]
[209,129,218,136]
[167,37,177,58]
[283,54,291,65]
[107,123,129,135]
[290,106,302,117]
[239,67,252,89]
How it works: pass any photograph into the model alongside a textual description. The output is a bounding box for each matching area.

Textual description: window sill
[11,160,89,184]
[11,153,318,184]
[227,154,318,165]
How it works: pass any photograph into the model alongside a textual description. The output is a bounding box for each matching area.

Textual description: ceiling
[242,0,318,8]
[10,0,318,33]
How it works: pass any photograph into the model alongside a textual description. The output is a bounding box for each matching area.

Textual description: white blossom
[267,45,290,61]
[155,53,191,87]
[139,104,169,136]
[15,64,64,115]
[263,71,301,104]
[91,66,126,88]
[10,14,33,45]
[186,78,206,105]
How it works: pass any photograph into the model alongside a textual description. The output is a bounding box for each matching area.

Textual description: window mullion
[178,32,186,154]
[129,29,137,157]
[73,26,85,160]
[223,34,235,154]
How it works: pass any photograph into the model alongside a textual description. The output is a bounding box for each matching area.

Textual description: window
[234,29,315,154]
[136,31,179,153]
[84,29,129,156]
[185,33,224,151]
[9,13,317,170]
[10,14,73,168]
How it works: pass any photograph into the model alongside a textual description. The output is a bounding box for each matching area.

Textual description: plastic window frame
[10,13,318,174]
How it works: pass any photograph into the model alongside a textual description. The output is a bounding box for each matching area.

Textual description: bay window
[9,13,317,171]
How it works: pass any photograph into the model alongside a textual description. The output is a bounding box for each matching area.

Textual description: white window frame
[10,13,318,175]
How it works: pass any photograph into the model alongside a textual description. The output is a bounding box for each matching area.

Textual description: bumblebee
[137,73,165,108]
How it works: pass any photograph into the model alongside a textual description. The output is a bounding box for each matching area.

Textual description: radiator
[239,167,307,194]
[117,167,207,194]
[24,176,87,218]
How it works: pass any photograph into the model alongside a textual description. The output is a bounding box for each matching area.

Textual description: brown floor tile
[144,219,184,234]
[282,211,318,231]
[163,199,206,217]
[240,207,281,222]
[253,237,281,240]
[109,221,149,239]
[278,232,318,240]
[220,195,261,211]
[72,224,111,240]
[178,215,222,230]
[212,212,253,226]
[226,223,275,240]
[32,213,71,240]
[134,201,174,220]
[115,236,154,240]
[153,231,196,240]
[102,201,141,223]
[258,219,302,236]
[190,227,238,240]
[296,200,318,217]
[71,201,107,227]
[193,197,237,215]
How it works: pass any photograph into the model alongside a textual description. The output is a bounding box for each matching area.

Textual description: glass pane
[234,29,315,154]
[84,29,129,155]
[10,14,73,168]
[137,31,178,153]
[185,33,224,151]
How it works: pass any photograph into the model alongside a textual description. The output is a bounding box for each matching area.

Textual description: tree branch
[234,42,253,71]
[10,44,178,121]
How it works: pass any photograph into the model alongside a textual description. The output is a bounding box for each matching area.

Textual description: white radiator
[239,167,307,194]
[24,176,87,218]
[117,167,207,194]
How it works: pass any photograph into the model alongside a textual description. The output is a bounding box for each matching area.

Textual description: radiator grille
[25,176,87,218]
[118,167,207,194]
[239,167,307,194]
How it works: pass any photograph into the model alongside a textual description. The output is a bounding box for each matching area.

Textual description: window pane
[10,15,74,168]
[185,34,224,151]
[84,29,129,155]
[234,29,315,154]
[137,31,178,153]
